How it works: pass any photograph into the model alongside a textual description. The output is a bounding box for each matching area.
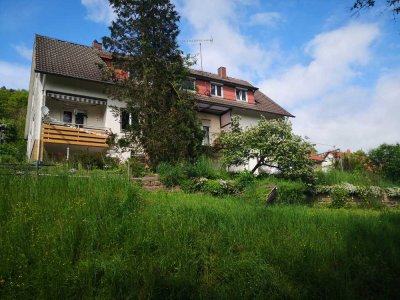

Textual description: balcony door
[62,110,86,127]
[63,111,72,123]
[75,112,86,127]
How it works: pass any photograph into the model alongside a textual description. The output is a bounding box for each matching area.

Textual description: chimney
[218,66,227,79]
[92,40,102,51]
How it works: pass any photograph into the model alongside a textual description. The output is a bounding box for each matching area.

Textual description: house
[310,152,324,170]
[25,35,293,164]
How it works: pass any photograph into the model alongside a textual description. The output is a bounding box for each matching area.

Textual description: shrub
[157,157,219,187]
[369,143,400,183]
[357,186,383,208]
[186,156,217,179]
[180,177,208,193]
[386,187,400,200]
[156,162,186,187]
[70,152,119,170]
[235,170,256,190]
[103,156,120,170]
[128,156,146,177]
[204,180,224,196]
[330,186,348,208]
[275,181,307,204]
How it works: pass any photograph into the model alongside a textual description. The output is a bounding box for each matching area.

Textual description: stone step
[131,174,165,191]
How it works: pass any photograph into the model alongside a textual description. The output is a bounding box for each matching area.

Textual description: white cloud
[176,0,278,82]
[13,44,33,60]
[258,22,399,151]
[292,70,400,152]
[81,0,115,24]
[0,61,30,89]
[259,23,380,106]
[249,12,282,27]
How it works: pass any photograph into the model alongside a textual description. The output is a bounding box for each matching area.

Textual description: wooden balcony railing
[42,124,110,148]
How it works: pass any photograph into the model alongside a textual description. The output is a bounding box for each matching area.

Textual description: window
[210,83,223,97]
[202,125,210,145]
[63,111,72,123]
[183,78,196,91]
[121,110,131,131]
[236,88,247,102]
[75,111,86,126]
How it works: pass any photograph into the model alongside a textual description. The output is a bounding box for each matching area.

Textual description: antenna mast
[180,37,213,71]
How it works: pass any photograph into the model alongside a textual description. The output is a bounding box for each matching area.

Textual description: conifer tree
[102,0,203,167]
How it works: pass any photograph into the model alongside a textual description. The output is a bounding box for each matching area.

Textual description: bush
[186,156,218,179]
[157,157,219,187]
[204,180,224,196]
[70,152,119,170]
[156,162,187,187]
[369,143,400,183]
[386,187,400,200]
[330,186,348,208]
[128,156,146,177]
[235,170,256,190]
[203,179,238,196]
[276,181,307,204]
[357,186,383,208]
[180,177,208,193]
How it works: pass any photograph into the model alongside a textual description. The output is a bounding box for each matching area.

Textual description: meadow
[1,175,400,299]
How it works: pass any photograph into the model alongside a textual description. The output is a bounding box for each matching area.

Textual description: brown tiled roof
[34,34,108,82]
[34,34,293,117]
[194,90,293,117]
[189,69,254,88]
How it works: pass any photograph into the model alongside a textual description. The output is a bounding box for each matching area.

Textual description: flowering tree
[219,116,314,181]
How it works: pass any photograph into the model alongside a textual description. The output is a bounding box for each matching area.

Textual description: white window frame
[236,87,248,102]
[210,82,223,98]
[202,125,210,146]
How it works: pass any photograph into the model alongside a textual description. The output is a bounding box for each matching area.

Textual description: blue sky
[0,0,399,152]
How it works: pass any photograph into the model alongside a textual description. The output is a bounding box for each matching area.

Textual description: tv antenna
[180,37,213,71]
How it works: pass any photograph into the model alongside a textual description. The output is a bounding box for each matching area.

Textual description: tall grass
[316,169,399,187]
[1,175,400,298]
[157,156,227,187]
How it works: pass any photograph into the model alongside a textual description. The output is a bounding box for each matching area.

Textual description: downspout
[37,73,46,162]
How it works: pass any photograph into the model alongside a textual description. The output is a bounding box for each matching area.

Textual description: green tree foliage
[369,143,400,182]
[0,87,28,162]
[219,116,314,181]
[102,0,203,168]
[341,150,371,172]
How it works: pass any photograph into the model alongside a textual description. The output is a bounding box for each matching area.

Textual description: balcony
[42,123,110,148]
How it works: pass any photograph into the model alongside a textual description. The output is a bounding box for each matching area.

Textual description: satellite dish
[41,106,50,116]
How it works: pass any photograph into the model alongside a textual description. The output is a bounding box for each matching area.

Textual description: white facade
[25,74,131,161]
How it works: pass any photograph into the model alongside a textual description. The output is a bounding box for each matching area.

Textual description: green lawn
[1,175,400,299]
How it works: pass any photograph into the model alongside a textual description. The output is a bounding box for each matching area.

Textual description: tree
[369,143,400,182]
[0,88,28,162]
[352,0,400,17]
[102,0,203,168]
[218,116,314,181]
[341,150,371,172]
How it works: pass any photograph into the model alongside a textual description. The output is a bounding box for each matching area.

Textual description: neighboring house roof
[310,153,324,162]
[322,150,343,159]
[33,34,293,117]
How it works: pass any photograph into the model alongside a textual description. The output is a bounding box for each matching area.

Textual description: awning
[196,101,231,115]
[46,91,107,106]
